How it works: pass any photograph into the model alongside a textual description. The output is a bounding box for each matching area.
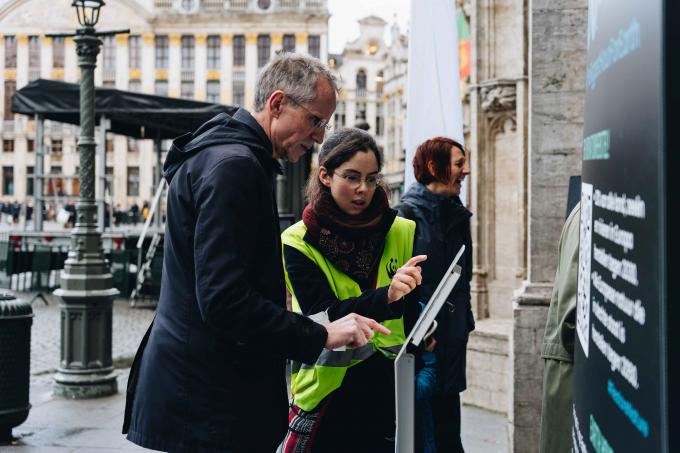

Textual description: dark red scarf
[302,187,396,284]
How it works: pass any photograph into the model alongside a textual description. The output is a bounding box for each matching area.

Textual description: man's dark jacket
[398,182,475,395]
[123,109,327,452]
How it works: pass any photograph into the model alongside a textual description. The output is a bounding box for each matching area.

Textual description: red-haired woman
[398,137,474,453]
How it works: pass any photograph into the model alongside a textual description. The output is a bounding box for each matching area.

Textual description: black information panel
[573,0,668,452]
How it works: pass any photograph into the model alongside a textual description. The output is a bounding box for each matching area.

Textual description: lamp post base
[54,369,118,399]
[53,286,119,399]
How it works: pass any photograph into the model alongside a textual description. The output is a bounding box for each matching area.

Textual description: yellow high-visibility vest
[281,216,415,411]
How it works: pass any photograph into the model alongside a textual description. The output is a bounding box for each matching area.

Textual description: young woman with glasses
[279,128,426,452]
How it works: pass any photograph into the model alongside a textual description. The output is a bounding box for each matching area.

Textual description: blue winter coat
[398,182,475,395]
[123,109,327,452]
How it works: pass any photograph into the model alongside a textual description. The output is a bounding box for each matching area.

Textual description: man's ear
[269,91,286,118]
[318,166,332,188]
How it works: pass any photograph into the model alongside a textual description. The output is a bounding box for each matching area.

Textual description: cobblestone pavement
[17,290,155,380]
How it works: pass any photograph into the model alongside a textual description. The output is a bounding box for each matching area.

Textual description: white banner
[405,0,465,198]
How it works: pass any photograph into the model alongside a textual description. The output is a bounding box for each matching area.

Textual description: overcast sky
[327,0,410,54]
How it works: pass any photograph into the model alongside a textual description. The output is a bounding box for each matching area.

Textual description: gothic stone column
[509,0,588,451]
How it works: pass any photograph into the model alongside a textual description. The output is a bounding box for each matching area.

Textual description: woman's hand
[387,255,427,303]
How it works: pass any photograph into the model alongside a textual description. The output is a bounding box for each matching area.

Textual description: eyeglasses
[335,172,382,189]
[287,95,332,131]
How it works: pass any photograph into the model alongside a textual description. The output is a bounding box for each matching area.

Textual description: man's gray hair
[254,53,339,112]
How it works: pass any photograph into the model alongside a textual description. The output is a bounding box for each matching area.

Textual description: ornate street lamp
[50,1,128,399]
[72,0,104,28]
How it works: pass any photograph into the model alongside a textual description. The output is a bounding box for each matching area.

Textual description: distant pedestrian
[113,204,122,226]
[65,201,76,227]
[10,200,20,224]
[1,201,10,225]
[141,201,149,221]
[128,203,139,224]
[123,53,389,452]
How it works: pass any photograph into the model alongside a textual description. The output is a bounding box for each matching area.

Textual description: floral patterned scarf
[302,186,396,286]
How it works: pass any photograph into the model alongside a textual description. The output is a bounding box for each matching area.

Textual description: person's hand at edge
[324,313,391,349]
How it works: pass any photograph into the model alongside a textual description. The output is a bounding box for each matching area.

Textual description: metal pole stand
[394,246,465,452]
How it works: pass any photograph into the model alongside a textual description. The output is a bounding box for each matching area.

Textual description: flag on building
[404,0,465,200]
[457,6,472,86]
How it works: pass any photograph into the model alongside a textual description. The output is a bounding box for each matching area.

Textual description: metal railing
[28,69,41,82]
[202,0,224,11]
[303,0,324,8]
[227,0,249,10]
[279,0,300,8]
[154,0,173,9]
[154,0,325,12]
[0,232,141,299]
[102,68,116,84]
[0,234,67,293]
[181,70,195,82]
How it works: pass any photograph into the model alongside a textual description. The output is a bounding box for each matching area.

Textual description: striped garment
[277,399,332,453]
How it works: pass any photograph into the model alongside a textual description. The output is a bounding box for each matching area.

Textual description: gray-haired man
[123,53,389,452]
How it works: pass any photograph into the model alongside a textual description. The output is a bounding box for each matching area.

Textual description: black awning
[12,79,238,140]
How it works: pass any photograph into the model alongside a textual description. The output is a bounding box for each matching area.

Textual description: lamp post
[51,0,127,398]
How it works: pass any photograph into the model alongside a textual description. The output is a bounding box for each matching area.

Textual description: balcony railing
[154,0,325,13]
[279,0,300,8]
[102,68,116,83]
[28,69,41,82]
[227,0,249,9]
[202,0,224,11]
[303,0,324,8]
[155,0,173,9]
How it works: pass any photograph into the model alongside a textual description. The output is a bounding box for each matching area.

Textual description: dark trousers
[432,392,464,453]
[311,354,395,453]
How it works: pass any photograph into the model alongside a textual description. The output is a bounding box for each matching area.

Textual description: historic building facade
[328,17,408,204]
[0,0,329,209]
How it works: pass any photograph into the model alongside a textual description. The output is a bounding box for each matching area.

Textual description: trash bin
[0,292,33,443]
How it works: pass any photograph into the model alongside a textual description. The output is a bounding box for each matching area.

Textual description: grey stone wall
[529,0,588,283]
[509,0,588,452]
[510,283,552,453]
[463,319,512,414]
